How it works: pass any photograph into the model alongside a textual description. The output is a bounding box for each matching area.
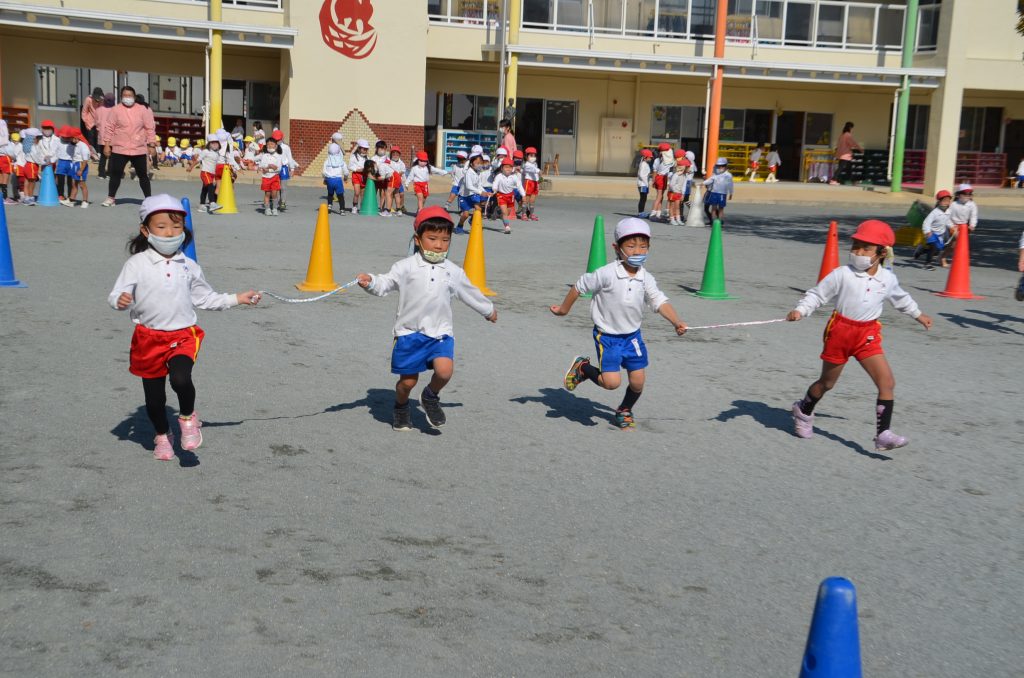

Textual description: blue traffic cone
[0,200,27,287]
[800,577,863,678]
[37,164,59,207]
[181,197,198,261]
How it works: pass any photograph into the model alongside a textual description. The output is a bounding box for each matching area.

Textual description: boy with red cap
[552,218,688,429]
[521,146,541,220]
[404,150,448,214]
[386,146,406,215]
[636,148,653,217]
[67,129,92,208]
[491,157,525,234]
[357,205,497,431]
[915,189,953,270]
[649,142,674,221]
[56,126,78,205]
[788,220,932,452]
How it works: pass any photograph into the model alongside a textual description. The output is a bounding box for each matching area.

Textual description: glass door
[543,99,577,174]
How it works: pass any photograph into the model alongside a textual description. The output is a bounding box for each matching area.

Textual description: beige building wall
[16,0,288,29]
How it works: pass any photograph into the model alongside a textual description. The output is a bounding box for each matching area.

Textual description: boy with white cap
[703,157,734,223]
[349,139,370,212]
[444,150,469,212]
[551,218,688,429]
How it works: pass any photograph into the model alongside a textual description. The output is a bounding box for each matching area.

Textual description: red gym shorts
[413,181,429,197]
[524,179,539,196]
[497,192,515,208]
[214,163,226,179]
[130,324,204,378]
[0,156,11,174]
[23,162,40,181]
[653,174,667,190]
[389,173,402,190]
[200,171,217,186]
[749,161,760,169]
[820,312,883,365]
[667,192,682,201]
[352,172,364,187]
[261,175,281,191]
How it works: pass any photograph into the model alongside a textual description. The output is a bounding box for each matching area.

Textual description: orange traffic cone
[296,204,339,292]
[462,208,496,296]
[935,226,984,300]
[817,220,841,282]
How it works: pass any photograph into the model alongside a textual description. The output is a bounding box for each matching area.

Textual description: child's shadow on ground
[939,309,1024,337]
[510,388,616,427]
[325,388,462,435]
[714,399,891,461]
[110,406,200,467]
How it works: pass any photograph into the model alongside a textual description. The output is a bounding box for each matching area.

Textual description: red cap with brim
[413,205,454,233]
[851,219,895,247]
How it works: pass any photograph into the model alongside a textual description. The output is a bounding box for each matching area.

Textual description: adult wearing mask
[831,121,862,186]
[498,118,517,156]
[95,93,114,177]
[80,87,104,149]
[101,85,155,206]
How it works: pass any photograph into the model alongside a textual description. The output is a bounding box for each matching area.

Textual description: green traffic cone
[359,183,378,216]
[581,215,607,298]
[694,219,736,300]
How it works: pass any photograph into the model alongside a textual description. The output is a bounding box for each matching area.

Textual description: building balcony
[428,0,941,53]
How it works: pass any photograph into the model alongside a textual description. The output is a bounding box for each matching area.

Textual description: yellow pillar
[502,0,522,114]
[209,0,223,134]
[922,0,968,196]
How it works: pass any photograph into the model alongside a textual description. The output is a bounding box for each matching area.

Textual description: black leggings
[56,174,71,198]
[107,153,152,199]
[142,356,196,435]
[835,159,853,184]
[637,188,648,214]
[200,183,218,205]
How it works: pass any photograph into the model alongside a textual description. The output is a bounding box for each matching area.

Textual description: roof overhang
[483,44,945,88]
[0,2,296,49]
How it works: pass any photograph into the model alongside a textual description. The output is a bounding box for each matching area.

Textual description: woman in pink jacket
[102,85,156,206]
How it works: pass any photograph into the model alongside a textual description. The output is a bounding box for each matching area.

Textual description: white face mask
[148,232,185,256]
[421,249,447,264]
[848,252,875,271]
[122,97,135,107]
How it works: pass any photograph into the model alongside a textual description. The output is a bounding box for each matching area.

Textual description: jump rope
[256,282,787,331]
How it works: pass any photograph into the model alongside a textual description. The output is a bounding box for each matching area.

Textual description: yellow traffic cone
[462,208,496,296]
[216,165,239,214]
[296,204,339,291]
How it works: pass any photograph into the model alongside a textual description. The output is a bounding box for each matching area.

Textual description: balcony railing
[179,0,283,9]
[428,0,940,52]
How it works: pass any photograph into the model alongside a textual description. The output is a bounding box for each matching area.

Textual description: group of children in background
[318,132,542,235]
[634,142,737,225]
[914,183,979,270]
[0,120,93,207]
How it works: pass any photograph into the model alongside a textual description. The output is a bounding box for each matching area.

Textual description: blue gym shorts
[73,165,89,181]
[705,191,727,208]
[449,185,460,195]
[593,327,649,373]
[458,194,482,213]
[324,176,344,194]
[391,332,455,375]
[56,159,73,176]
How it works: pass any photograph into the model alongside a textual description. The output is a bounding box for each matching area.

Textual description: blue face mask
[626,254,648,267]
[148,233,185,256]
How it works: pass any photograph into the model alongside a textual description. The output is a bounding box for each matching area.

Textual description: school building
[2,0,1023,195]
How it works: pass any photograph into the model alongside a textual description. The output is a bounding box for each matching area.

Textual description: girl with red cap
[521,147,541,220]
[404,150,449,215]
[787,220,932,452]
[386,146,406,215]
[649,142,674,221]
[269,129,297,211]
[914,189,953,270]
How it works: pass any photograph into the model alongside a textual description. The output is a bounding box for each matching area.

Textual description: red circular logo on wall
[319,0,378,59]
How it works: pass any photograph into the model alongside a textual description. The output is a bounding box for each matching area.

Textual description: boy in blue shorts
[703,157,734,223]
[456,152,488,234]
[550,218,688,429]
[357,205,498,431]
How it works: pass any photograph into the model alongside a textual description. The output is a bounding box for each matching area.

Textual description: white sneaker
[351,206,358,214]
[208,202,223,213]
[101,198,116,207]
[265,206,273,215]
[271,207,279,216]
[59,198,74,207]
[198,204,209,213]
[80,201,90,209]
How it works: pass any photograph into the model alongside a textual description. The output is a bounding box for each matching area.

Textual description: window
[877,6,904,48]
[523,0,552,25]
[623,0,655,33]
[442,94,503,131]
[754,1,784,43]
[917,4,940,50]
[846,5,875,46]
[248,82,281,121]
[556,0,587,28]
[784,2,813,44]
[652,105,705,142]
[477,96,499,131]
[720,109,745,142]
[804,113,834,146]
[36,65,80,108]
[958,107,1002,152]
[815,4,844,45]
[593,0,623,31]
[658,0,689,35]
[545,100,576,135]
[907,105,930,150]
[689,0,716,36]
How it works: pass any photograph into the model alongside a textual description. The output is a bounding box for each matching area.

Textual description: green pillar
[890,0,920,193]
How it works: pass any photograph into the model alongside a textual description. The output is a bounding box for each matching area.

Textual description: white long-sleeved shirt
[522,160,541,182]
[765,151,781,167]
[257,152,281,178]
[349,151,367,175]
[193,149,220,174]
[668,171,689,195]
[278,142,297,171]
[949,199,978,228]
[449,162,467,187]
[922,206,952,238]
[0,119,8,151]
[322,152,349,179]
[406,163,447,184]
[108,249,238,331]
[38,134,61,162]
[750,148,763,164]
[636,160,651,189]
[704,171,735,197]
[492,172,525,195]
[794,265,921,322]
[365,255,495,338]
[460,166,485,197]
[217,147,241,171]
[575,260,669,335]
[654,152,674,176]
[389,158,406,180]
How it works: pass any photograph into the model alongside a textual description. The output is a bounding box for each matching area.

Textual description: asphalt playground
[1,177,1022,676]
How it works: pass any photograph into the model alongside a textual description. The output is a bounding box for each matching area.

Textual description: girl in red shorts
[404,150,448,215]
[491,158,525,234]
[787,220,932,452]
[109,195,259,461]
[348,139,369,214]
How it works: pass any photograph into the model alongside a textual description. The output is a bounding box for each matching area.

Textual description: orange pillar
[705,0,728,170]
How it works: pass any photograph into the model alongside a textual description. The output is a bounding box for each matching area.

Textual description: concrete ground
[1,177,1022,677]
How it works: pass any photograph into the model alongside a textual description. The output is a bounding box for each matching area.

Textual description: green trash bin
[905,200,930,228]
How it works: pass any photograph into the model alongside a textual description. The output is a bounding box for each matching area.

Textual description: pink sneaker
[791,401,815,438]
[154,433,175,461]
[178,412,203,451]
[874,429,907,452]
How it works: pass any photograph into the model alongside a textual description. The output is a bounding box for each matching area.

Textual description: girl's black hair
[842,121,855,133]
[375,140,388,150]
[363,158,379,181]
[128,211,192,254]
[253,121,263,130]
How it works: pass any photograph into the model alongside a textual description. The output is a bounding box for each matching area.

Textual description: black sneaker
[392,405,413,431]
[420,390,446,428]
